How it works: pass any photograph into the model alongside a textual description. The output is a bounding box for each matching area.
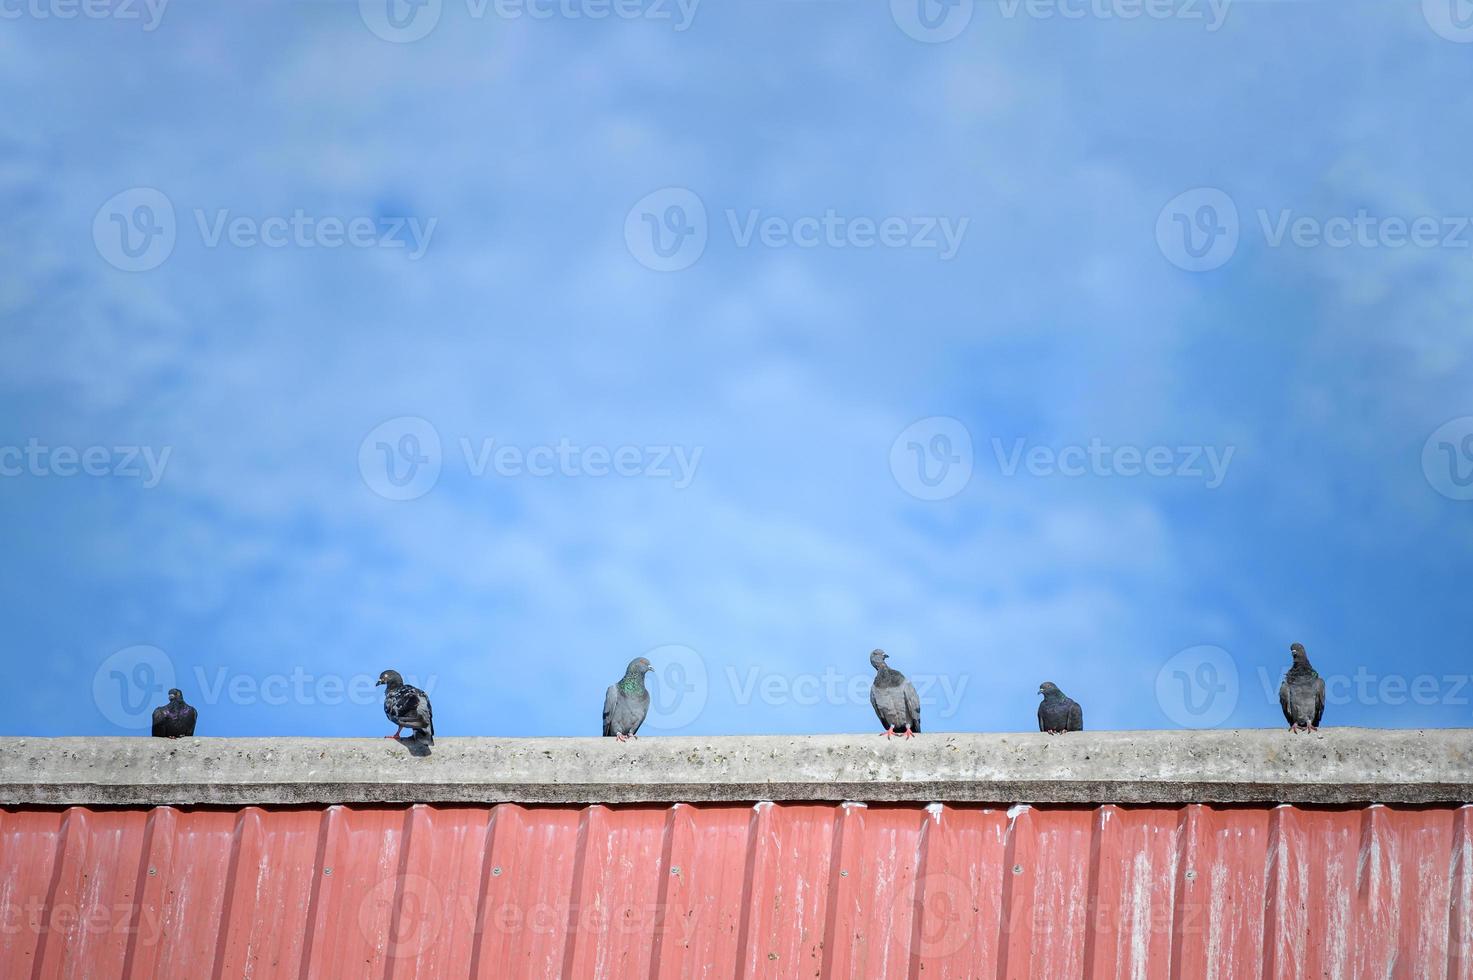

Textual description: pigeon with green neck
[603,657,653,741]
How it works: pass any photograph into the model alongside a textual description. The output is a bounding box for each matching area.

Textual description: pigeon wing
[603,684,619,736]
[180,704,197,737]
[1278,676,1292,725]
[151,706,167,738]
[902,678,921,733]
[1312,674,1326,728]
[414,688,433,741]
[1037,700,1047,732]
[1068,699,1083,732]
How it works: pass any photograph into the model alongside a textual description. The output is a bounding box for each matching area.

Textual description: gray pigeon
[376,669,434,744]
[869,649,920,739]
[1279,642,1325,733]
[603,657,653,740]
[151,689,197,738]
[1037,681,1083,734]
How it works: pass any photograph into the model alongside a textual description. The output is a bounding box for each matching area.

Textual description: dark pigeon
[1279,642,1325,733]
[869,649,920,739]
[1037,681,1083,734]
[151,689,197,738]
[376,669,434,744]
[603,657,652,741]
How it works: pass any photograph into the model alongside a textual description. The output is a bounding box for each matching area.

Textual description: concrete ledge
[3,730,1471,806]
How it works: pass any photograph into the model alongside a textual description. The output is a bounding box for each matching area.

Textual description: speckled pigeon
[151,688,197,738]
[377,669,434,744]
[603,657,652,741]
[869,649,920,739]
[1279,642,1325,733]
[1037,682,1083,734]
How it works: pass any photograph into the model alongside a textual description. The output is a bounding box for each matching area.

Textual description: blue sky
[3,0,1472,739]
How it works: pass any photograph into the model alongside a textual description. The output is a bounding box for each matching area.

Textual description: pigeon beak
[375,678,385,686]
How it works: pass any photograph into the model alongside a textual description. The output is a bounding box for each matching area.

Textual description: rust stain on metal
[1,802,1470,978]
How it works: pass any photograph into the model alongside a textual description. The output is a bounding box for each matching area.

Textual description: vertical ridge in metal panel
[1449,804,1472,980]
[559,803,598,980]
[993,804,1024,980]
[294,805,336,980]
[464,803,504,978]
[118,804,165,979]
[27,805,78,980]
[643,803,681,980]
[729,801,767,980]
[1166,803,1200,980]
[381,804,418,980]
[903,803,936,980]
[1079,803,1109,979]
[817,802,853,980]
[208,808,249,980]
[1259,805,1286,980]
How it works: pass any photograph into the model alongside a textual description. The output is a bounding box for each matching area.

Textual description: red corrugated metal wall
[2,802,1470,979]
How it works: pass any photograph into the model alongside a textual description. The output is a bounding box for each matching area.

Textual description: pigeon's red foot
[883,727,895,739]
[616,733,629,742]
[902,727,915,739]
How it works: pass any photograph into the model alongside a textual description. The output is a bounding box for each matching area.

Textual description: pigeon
[869,649,920,739]
[1037,681,1083,734]
[603,657,653,741]
[151,689,197,738]
[1279,642,1325,733]
[376,669,434,744]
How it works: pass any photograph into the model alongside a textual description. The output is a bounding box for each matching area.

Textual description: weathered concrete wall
[3,729,1470,806]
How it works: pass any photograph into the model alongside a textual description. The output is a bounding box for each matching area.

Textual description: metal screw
[839,870,849,877]
[1012,865,1023,875]
[147,867,156,877]
[491,866,502,877]
[1185,869,1197,880]
[323,868,333,876]
[670,866,681,876]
